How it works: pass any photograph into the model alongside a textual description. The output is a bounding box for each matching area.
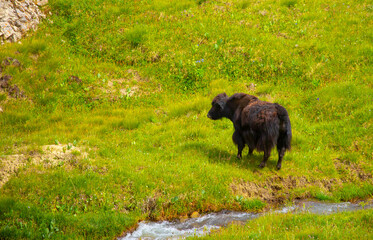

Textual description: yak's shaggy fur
[207,93,292,170]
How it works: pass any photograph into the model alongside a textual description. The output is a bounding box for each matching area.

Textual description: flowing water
[120,200,373,240]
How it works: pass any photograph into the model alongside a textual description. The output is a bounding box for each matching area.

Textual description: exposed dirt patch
[97,69,156,101]
[277,32,290,39]
[146,52,161,63]
[231,161,373,204]
[231,175,317,204]
[0,144,88,188]
[142,196,158,219]
[99,78,140,99]
[333,158,372,182]
[127,69,149,82]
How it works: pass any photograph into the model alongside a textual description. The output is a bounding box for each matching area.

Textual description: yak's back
[227,93,258,124]
[241,100,279,128]
[228,93,258,106]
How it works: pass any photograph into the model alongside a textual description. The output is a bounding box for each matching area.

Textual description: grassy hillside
[0,0,372,239]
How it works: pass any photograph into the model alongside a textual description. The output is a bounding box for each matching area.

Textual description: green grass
[0,0,372,239]
[195,209,373,239]
[125,25,148,48]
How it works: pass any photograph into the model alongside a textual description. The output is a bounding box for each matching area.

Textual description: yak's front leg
[232,131,245,159]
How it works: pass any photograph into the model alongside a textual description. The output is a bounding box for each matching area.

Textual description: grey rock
[0,22,15,39]
[37,0,49,7]
[0,0,48,44]
[12,31,22,42]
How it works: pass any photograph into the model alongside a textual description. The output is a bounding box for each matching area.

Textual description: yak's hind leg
[259,146,271,168]
[233,131,245,159]
[277,147,285,170]
[248,148,254,155]
[276,136,286,170]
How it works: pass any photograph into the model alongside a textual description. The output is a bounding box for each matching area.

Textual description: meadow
[0,0,372,239]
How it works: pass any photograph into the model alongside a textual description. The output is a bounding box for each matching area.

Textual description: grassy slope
[0,0,372,239]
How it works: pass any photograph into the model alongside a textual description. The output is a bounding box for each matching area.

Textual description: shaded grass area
[195,209,373,240]
[0,0,372,239]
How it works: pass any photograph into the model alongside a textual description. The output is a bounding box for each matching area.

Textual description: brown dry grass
[231,159,372,204]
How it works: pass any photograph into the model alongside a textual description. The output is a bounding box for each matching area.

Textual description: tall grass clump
[170,59,207,92]
[50,0,74,21]
[281,0,297,8]
[167,97,208,118]
[125,25,148,48]
[237,0,250,9]
[335,184,373,201]
[17,39,47,55]
[196,0,208,5]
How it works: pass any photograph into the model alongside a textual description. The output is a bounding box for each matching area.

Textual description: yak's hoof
[259,162,266,168]
[276,164,282,170]
[237,154,242,159]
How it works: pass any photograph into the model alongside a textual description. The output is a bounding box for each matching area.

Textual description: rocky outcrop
[0,0,48,44]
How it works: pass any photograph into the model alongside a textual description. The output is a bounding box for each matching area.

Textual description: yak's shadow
[181,142,280,171]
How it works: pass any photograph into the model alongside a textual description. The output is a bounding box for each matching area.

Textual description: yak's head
[207,93,228,120]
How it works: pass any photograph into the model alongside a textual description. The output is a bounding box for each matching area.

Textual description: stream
[120,200,373,240]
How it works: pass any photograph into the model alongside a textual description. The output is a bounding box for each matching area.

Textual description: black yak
[207,93,292,170]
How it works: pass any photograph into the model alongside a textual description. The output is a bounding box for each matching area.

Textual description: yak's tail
[275,104,292,150]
